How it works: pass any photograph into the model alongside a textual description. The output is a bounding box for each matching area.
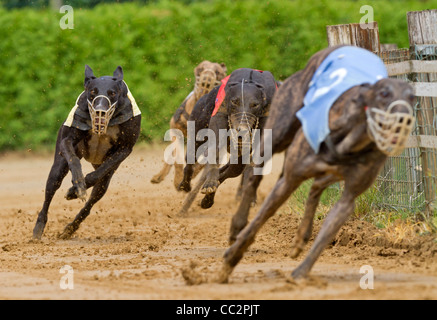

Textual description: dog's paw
[150,175,163,184]
[200,194,214,209]
[58,223,76,240]
[290,245,303,259]
[65,186,78,200]
[201,180,220,195]
[65,185,87,202]
[32,222,45,240]
[177,181,191,192]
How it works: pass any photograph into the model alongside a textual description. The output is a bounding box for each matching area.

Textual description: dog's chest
[80,126,120,164]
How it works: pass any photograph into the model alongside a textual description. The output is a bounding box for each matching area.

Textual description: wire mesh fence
[373,47,437,216]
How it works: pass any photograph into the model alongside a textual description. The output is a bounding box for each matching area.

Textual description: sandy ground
[0,144,436,300]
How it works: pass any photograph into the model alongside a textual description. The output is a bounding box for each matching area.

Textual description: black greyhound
[33,65,141,240]
[177,68,278,213]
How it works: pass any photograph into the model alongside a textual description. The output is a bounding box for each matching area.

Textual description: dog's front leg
[60,136,87,201]
[85,147,132,188]
[85,116,141,189]
[201,113,228,194]
[65,147,132,200]
[201,163,220,194]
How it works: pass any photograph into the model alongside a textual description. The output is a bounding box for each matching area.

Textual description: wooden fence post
[326,22,380,52]
[325,22,382,194]
[407,10,437,46]
[407,9,437,216]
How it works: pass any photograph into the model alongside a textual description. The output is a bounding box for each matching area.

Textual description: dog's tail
[178,169,208,216]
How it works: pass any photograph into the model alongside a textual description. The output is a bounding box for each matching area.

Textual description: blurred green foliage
[1,0,436,151]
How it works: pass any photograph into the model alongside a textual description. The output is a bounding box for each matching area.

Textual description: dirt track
[0,144,436,300]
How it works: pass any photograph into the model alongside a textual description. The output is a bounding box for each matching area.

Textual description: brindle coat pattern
[216,45,416,282]
[150,61,227,188]
[33,65,141,240]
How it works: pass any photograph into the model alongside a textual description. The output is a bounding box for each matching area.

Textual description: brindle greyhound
[177,68,278,214]
[33,65,141,240]
[211,45,415,282]
[150,61,227,189]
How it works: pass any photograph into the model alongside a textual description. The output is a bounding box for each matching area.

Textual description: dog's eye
[379,90,391,98]
[108,90,116,98]
[231,98,240,106]
[90,88,99,96]
[250,102,259,108]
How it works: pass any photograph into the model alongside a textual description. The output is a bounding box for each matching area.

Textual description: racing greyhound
[177,68,278,214]
[219,45,415,281]
[150,61,227,189]
[33,65,141,240]
[180,46,415,284]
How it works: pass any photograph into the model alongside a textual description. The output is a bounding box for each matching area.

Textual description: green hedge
[1,0,436,151]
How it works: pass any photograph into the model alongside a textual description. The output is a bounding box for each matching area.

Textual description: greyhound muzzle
[366,100,415,156]
[194,68,221,98]
[228,112,259,151]
[87,95,117,135]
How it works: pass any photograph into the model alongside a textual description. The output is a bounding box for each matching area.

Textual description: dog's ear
[194,64,203,77]
[113,66,124,82]
[220,63,227,74]
[84,65,96,87]
[352,83,372,108]
[255,83,268,107]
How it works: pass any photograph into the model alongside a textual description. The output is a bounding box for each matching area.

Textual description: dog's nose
[237,126,249,133]
[93,97,110,111]
[389,100,412,114]
[237,128,252,145]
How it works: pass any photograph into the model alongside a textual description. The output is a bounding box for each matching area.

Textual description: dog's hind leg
[291,161,384,279]
[218,173,305,283]
[150,162,172,184]
[33,154,69,240]
[179,138,207,192]
[235,166,257,205]
[229,172,263,243]
[174,163,185,190]
[178,163,195,192]
[191,162,205,180]
[178,169,208,216]
[59,167,116,240]
[151,118,182,185]
[290,175,339,259]
[179,162,205,192]
[291,187,356,279]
